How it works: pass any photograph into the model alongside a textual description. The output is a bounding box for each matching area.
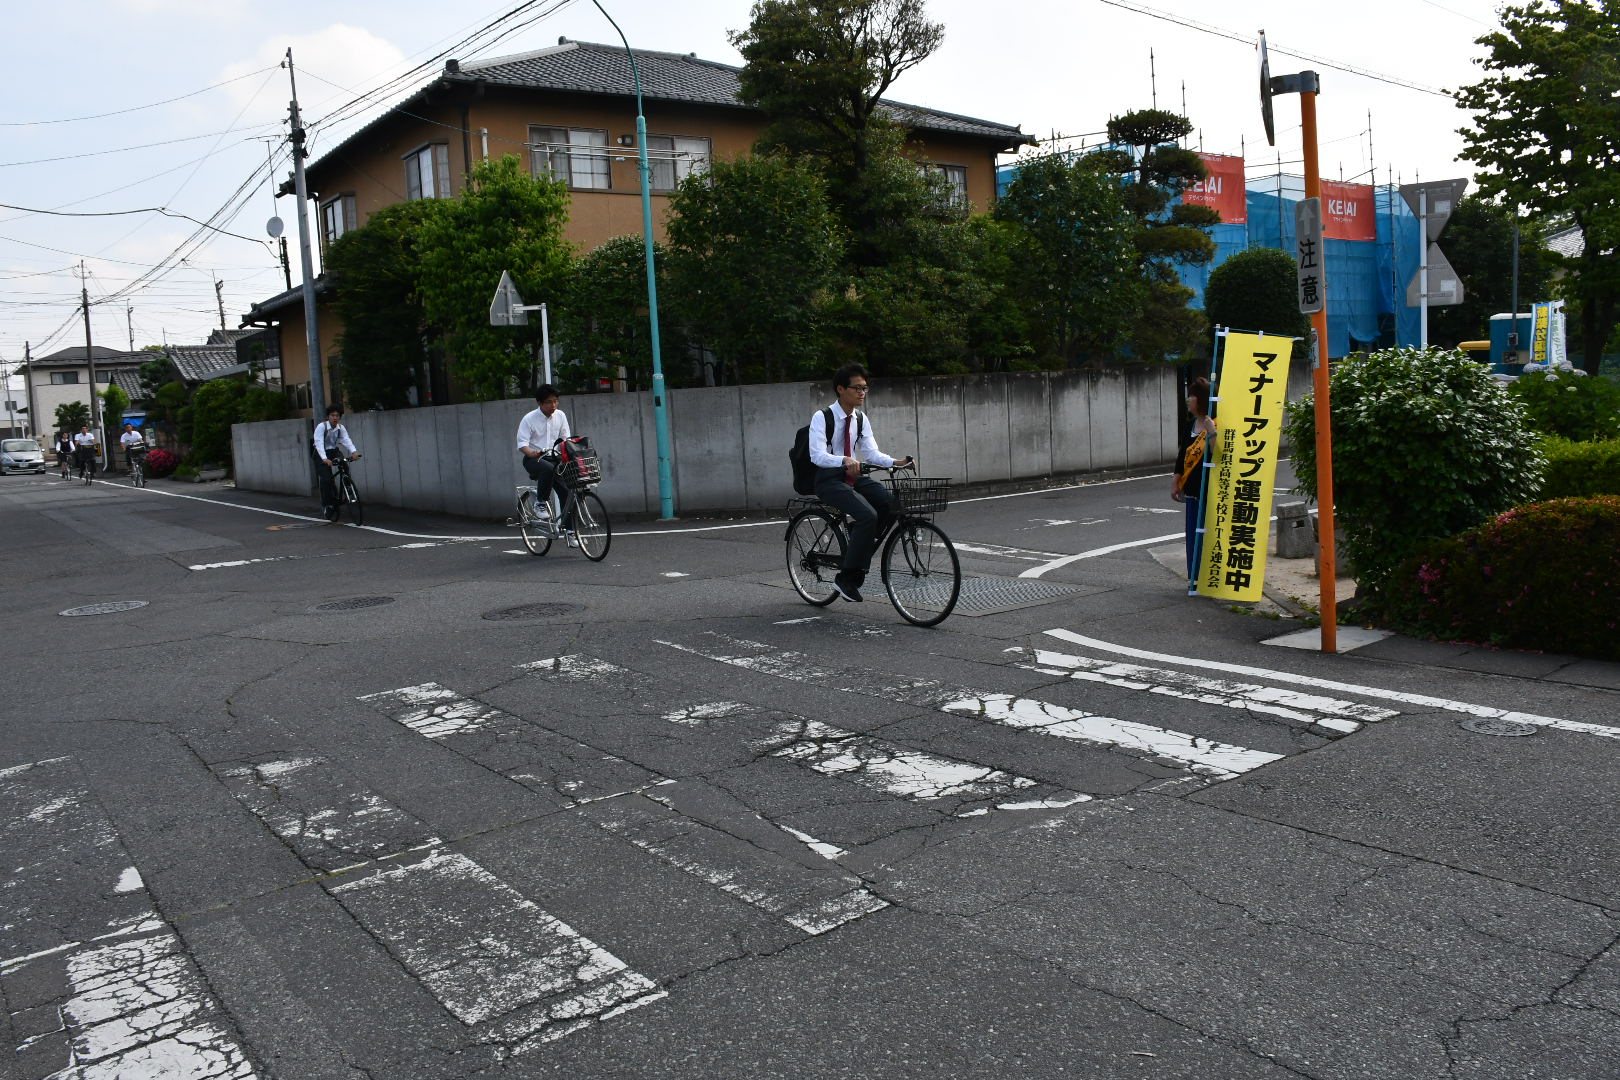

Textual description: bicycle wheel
[340,475,363,525]
[571,491,611,562]
[785,508,847,606]
[881,519,961,627]
[517,490,552,556]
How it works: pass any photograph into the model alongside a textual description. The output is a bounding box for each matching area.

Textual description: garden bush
[1539,437,1620,498]
[1380,496,1620,660]
[1285,346,1544,599]
[143,448,179,479]
[1507,365,1620,441]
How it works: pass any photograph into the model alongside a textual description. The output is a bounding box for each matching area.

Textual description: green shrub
[1380,496,1620,659]
[1507,366,1620,441]
[1285,346,1544,598]
[144,448,180,478]
[1539,436,1620,498]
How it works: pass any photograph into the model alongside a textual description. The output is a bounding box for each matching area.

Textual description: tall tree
[665,155,845,384]
[1455,0,1620,373]
[731,0,943,258]
[326,200,444,409]
[993,152,1141,365]
[556,235,687,392]
[416,155,574,401]
[1425,196,1554,349]
[1090,109,1218,362]
[1203,247,1309,344]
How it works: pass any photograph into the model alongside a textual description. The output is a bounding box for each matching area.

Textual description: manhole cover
[1460,717,1539,737]
[482,602,585,621]
[314,596,397,612]
[60,600,149,617]
[944,575,1087,617]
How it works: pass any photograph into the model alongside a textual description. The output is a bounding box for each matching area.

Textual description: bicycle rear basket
[558,445,602,486]
[888,476,950,515]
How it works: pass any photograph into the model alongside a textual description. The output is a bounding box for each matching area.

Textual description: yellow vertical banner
[1197,333,1291,602]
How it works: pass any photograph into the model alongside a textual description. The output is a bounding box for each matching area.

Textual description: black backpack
[789,407,862,495]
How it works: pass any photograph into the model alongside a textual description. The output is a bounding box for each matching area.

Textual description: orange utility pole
[1260,33,1337,652]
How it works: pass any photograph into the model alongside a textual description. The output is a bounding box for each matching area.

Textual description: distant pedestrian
[1171,376,1215,591]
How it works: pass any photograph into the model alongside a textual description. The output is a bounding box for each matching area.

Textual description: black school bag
[789,407,862,495]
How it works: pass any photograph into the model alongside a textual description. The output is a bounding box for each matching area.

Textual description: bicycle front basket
[888,476,950,515]
[558,445,602,486]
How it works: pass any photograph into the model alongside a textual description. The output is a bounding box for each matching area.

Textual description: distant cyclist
[312,405,361,521]
[55,431,75,476]
[516,384,571,522]
[119,423,147,470]
[72,424,99,479]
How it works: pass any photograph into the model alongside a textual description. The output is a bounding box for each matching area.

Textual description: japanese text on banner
[1197,333,1290,601]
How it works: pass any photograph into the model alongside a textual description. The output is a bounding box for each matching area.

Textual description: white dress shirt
[808,403,894,469]
[120,431,146,450]
[73,431,98,450]
[516,407,571,454]
[312,420,357,459]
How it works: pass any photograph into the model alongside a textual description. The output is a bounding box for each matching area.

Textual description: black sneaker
[833,574,864,603]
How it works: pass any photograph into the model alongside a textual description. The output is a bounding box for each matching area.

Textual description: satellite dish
[1258,31,1276,147]
[267,216,285,239]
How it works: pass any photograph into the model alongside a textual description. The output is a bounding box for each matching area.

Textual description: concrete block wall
[233,366,1186,519]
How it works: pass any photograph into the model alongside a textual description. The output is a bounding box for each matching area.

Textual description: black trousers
[73,447,95,474]
[814,470,894,582]
[318,460,341,509]
[521,454,564,502]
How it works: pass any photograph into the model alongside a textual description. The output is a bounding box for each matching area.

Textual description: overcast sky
[2,0,1506,381]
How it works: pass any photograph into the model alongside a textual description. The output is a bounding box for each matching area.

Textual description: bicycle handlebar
[858,458,917,476]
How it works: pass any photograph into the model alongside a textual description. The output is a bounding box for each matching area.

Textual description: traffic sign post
[489,271,552,386]
[1399,180,1469,346]
[1295,197,1324,315]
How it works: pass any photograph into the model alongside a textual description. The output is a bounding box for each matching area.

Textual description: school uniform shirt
[807,402,895,470]
[73,432,98,450]
[515,407,571,454]
[120,432,146,450]
[312,421,358,459]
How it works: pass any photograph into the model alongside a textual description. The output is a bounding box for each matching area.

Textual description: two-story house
[242,37,1031,414]
[22,345,148,441]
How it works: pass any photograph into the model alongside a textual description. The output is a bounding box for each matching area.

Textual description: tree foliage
[1426,197,1554,348]
[1203,247,1309,345]
[101,384,128,433]
[1455,0,1620,373]
[555,234,687,392]
[416,155,574,401]
[185,379,288,467]
[1284,346,1545,599]
[665,155,845,384]
[55,400,89,433]
[327,199,443,409]
[993,153,1141,364]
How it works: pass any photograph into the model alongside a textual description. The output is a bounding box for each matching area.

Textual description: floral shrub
[1507,363,1620,442]
[1381,496,1620,660]
[143,448,180,479]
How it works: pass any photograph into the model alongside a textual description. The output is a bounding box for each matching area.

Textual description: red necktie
[843,413,855,486]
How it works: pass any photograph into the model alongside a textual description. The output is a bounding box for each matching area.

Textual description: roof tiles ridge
[462,40,579,72]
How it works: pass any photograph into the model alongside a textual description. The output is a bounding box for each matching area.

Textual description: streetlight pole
[589,0,676,519]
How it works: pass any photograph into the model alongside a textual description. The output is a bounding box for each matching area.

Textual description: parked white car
[1,438,46,475]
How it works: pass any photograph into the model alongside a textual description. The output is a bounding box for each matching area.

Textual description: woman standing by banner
[1171,377,1215,592]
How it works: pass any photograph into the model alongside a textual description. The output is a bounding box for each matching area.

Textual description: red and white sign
[1320,181,1375,242]
[1184,153,1246,224]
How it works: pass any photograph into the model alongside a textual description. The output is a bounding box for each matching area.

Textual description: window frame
[921,162,970,208]
[320,193,358,246]
[403,143,451,201]
[50,371,81,385]
[528,125,612,191]
[646,134,712,193]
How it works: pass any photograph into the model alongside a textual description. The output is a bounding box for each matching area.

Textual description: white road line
[953,541,1066,562]
[329,848,663,1043]
[1043,628,1620,741]
[1020,647,1397,733]
[1019,533,1184,579]
[358,682,513,739]
[662,632,1279,780]
[772,719,1041,802]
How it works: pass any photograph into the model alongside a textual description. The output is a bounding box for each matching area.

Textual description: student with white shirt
[516,385,571,520]
[72,425,99,478]
[312,405,362,521]
[119,423,147,469]
[809,364,912,603]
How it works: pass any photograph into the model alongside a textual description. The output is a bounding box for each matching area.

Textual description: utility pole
[25,342,41,438]
[80,262,103,439]
[285,49,326,415]
[214,276,227,333]
[126,302,134,352]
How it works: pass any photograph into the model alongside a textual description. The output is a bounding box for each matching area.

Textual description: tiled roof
[459,40,1030,144]
[28,345,145,367]
[1546,225,1583,259]
[164,345,242,383]
[206,328,256,346]
[110,369,144,401]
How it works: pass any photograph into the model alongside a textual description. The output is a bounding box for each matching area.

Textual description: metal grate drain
[888,574,1086,618]
[314,596,396,612]
[60,600,149,617]
[1459,717,1538,737]
[483,602,586,621]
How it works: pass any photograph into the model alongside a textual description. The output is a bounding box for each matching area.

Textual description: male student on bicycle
[72,424,99,478]
[119,423,147,470]
[516,384,571,521]
[810,363,912,603]
[312,405,361,521]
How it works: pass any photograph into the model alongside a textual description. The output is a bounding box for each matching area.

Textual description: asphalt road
[3,466,1618,1080]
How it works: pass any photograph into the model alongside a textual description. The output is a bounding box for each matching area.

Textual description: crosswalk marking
[1018,647,1397,734]
[659,633,1284,780]
[357,683,511,739]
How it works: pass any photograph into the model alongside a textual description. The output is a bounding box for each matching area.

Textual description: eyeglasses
[846,384,870,393]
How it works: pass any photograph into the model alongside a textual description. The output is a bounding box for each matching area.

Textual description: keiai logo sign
[1320,181,1376,242]
[1182,153,1247,224]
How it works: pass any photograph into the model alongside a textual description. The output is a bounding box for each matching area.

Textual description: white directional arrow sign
[1406,243,1464,308]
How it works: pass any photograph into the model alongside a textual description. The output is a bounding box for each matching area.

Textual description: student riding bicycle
[312,405,362,521]
[516,384,571,521]
[119,423,147,469]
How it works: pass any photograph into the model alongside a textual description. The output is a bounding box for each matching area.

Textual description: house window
[921,163,969,207]
[321,194,358,245]
[50,371,80,385]
[647,135,711,192]
[404,144,451,200]
[529,126,610,190]
[95,371,112,383]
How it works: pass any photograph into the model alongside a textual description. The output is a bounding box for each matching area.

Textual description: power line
[0,203,274,245]
[0,67,278,126]
[0,124,283,169]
